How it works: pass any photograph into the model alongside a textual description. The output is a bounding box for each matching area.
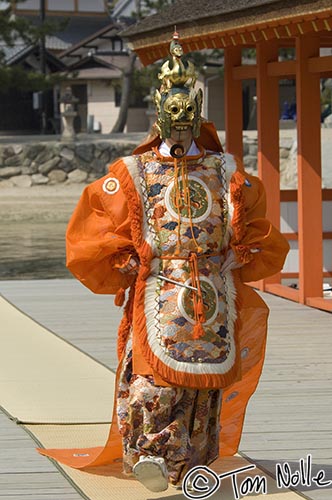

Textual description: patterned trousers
[116,350,222,485]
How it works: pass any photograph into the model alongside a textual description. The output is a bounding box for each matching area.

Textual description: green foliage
[0,65,70,94]
[0,5,34,62]
[0,1,69,92]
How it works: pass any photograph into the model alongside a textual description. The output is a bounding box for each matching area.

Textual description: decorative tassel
[193,322,205,340]
[114,287,126,307]
[196,300,205,316]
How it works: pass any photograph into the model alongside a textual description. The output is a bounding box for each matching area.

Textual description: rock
[243,155,257,171]
[26,144,45,160]
[67,168,88,183]
[3,146,15,158]
[11,175,32,188]
[323,114,332,127]
[13,144,23,155]
[58,158,76,173]
[60,147,75,161]
[280,137,294,149]
[29,162,39,174]
[99,150,110,164]
[35,148,55,164]
[95,141,111,151]
[21,167,31,175]
[0,178,15,188]
[110,145,130,161]
[95,142,112,157]
[0,166,21,178]
[122,144,135,157]
[22,157,32,167]
[76,158,92,172]
[38,156,61,175]
[91,158,107,174]
[48,169,67,183]
[87,173,101,183]
[32,173,49,185]
[280,158,297,189]
[4,155,24,167]
[280,148,290,159]
[248,144,258,156]
[76,143,95,163]
[242,142,249,156]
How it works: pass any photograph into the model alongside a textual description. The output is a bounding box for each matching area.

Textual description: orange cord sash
[160,251,224,340]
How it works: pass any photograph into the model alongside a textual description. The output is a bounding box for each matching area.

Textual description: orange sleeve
[66,173,136,295]
[231,170,289,282]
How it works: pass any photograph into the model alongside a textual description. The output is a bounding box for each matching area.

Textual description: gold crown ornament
[154,32,203,139]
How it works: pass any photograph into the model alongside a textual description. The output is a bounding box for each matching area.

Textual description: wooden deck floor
[0,278,331,500]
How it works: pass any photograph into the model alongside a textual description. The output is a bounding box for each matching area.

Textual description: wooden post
[296,35,323,303]
[224,46,243,158]
[256,40,280,289]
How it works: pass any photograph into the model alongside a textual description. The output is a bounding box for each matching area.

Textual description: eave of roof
[121,0,332,65]
[70,67,122,79]
[68,54,119,70]
[59,22,125,58]
[122,0,282,37]
[4,43,67,70]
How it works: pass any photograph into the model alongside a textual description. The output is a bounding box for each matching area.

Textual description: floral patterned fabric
[117,149,229,483]
[135,150,239,378]
[117,348,222,485]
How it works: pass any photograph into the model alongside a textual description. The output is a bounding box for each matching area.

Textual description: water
[0,221,71,280]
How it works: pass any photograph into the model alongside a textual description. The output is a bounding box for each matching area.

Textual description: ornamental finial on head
[154,32,202,139]
[158,31,197,92]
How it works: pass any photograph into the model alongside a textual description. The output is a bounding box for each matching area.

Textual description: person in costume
[38,33,289,492]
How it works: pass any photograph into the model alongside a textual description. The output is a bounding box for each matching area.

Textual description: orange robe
[38,123,289,469]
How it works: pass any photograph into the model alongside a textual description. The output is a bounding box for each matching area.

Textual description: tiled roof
[1,42,33,65]
[59,23,125,57]
[123,0,275,36]
[45,36,71,51]
[20,14,112,46]
[120,0,332,65]
[122,0,331,38]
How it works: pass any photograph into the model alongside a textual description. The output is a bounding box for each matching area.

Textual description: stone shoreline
[0,139,137,188]
[0,129,331,191]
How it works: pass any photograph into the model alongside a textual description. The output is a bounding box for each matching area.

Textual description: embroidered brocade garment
[117,149,231,483]
[36,133,290,474]
[134,149,238,385]
[117,350,222,484]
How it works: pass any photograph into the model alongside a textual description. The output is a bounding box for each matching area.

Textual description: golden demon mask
[154,33,203,139]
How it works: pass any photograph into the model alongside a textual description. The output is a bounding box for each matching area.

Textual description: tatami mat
[0,296,114,424]
[1,294,303,499]
[24,424,304,500]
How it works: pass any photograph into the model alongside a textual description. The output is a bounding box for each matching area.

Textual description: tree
[0,1,67,93]
[109,0,225,133]
[109,0,175,133]
[111,51,137,133]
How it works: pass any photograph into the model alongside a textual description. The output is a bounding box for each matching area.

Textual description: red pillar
[224,46,243,158]
[296,35,323,303]
[256,40,281,288]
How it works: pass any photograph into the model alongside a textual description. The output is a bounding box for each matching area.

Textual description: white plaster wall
[48,0,75,10]
[87,81,118,133]
[78,0,105,12]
